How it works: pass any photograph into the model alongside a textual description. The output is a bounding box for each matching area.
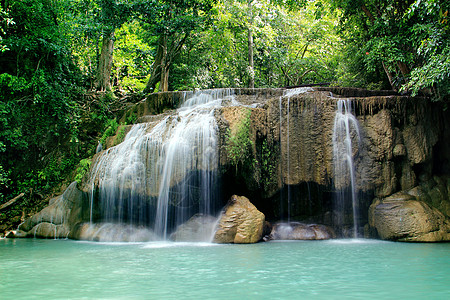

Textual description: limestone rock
[269,222,335,240]
[310,224,336,240]
[393,144,406,157]
[29,222,70,239]
[170,214,218,242]
[18,182,86,239]
[375,161,397,197]
[5,230,27,238]
[403,121,438,165]
[369,192,450,242]
[363,110,394,161]
[400,163,416,191]
[406,176,450,217]
[213,195,265,243]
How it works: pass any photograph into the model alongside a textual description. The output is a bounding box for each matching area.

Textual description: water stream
[332,99,361,237]
[88,89,234,240]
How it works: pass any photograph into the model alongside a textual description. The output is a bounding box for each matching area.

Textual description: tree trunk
[144,36,167,94]
[382,61,396,91]
[144,33,189,94]
[95,30,115,91]
[0,193,25,211]
[160,36,169,92]
[160,67,169,92]
[361,5,375,23]
[248,0,255,89]
[397,61,410,78]
[143,62,162,94]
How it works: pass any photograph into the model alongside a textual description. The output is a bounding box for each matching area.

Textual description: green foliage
[113,21,153,91]
[226,108,253,170]
[171,0,340,89]
[126,112,138,125]
[330,0,450,98]
[16,154,78,196]
[407,45,450,99]
[59,0,102,84]
[0,4,14,53]
[98,0,131,31]
[0,165,10,203]
[401,3,450,100]
[115,125,128,144]
[132,0,218,92]
[74,159,92,184]
[259,139,279,192]
[133,0,216,35]
[0,0,86,205]
[100,118,120,145]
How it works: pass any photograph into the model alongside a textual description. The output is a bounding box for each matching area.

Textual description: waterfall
[279,87,313,221]
[88,89,233,240]
[332,99,361,238]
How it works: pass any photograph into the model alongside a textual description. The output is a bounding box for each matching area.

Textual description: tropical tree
[403,0,450,99]
[330,0,450,98]
[94,0,131,91]
[170,0,340,89]
[0,0,83,200]
[133,0,217,93]
[112,20,154,91]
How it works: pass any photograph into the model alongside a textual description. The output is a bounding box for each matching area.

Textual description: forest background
[0,0,448,232]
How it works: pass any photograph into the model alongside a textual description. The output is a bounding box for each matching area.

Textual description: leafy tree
[0,0,83,202]
[94,0,131,91]
[113,20,154,91]
[170,0,340,89]
[330,0,450,99]
[133,0,217,93]
[403,0,450,100]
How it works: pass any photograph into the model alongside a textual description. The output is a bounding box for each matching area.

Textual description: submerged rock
[213,195,265,243]
[268,222,336,240]
[369,192,450,242]
[70,223,157,242]
[170,214,218,242]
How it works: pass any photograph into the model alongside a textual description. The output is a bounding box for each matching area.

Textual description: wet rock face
[213,195,265,244]
[17,88,450,242]
[268,222,336,240]
[216,91,443,198]
[266,92,335,188]
[369,191,450,242]
[215,90,448,240]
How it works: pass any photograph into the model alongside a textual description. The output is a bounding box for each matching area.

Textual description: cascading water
[279,87,313,221]
[332,99,361,238]
[88,89,233,241]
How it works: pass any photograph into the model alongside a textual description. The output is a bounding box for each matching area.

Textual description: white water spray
[88,89,234,240]
[332,99,361,238]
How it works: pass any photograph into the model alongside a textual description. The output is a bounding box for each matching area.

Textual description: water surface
[1,238,449,299]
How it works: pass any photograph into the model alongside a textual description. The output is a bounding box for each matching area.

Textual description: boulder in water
[170,214,218,242]
[268,222,335,240]
[213,195,265,244]
[369,192,450,242]
[70,223,158,242]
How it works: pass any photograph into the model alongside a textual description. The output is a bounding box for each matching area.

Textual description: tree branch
[361,5,375,23]
[0,193,25,211]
